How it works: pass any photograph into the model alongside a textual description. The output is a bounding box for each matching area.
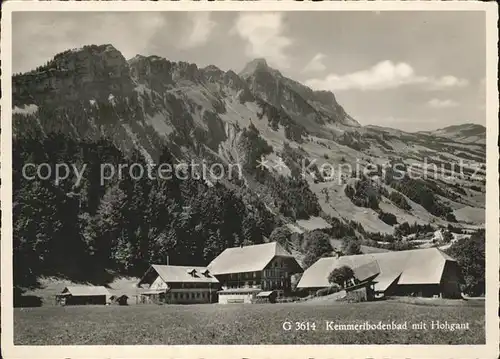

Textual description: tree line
[13,133,277,293]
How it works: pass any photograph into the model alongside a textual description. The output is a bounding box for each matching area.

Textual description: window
[191,293,195,299]
[173,293,177,299]
[179,293,183,299]
[253,272,257,278]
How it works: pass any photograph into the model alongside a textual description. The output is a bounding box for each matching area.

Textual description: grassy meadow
[14,300,484,345]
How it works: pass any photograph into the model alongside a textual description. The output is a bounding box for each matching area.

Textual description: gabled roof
[256,291,275,297]
[207,242,302,275]
[297,247,456,291]
[352,260,381,282]
[59,286,110,297]
[142,265,220,284]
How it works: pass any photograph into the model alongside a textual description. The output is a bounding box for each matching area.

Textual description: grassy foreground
[14,301,484,345]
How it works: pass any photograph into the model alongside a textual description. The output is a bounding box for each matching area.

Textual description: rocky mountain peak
[201,65,225,82]
[239,58,275,78]
[312,90,338,107]
[13,44,133,106]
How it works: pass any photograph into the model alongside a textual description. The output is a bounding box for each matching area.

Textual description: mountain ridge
[12,43,485,286]
[417,123,486,144]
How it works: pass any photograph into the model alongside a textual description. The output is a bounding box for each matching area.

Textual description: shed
[56,286,110,306]
[110,294,129,306]
[217,288,261,304]
[255,290,277,304]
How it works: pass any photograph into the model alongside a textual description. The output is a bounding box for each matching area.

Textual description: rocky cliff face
[240,58,359,131]
[12,44,360,164]
[11,43,486,240]
[13,44,134,107]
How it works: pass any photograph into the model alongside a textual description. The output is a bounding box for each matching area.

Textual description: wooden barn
[297,247,462,299]
[55,286,110,306]
[254,290,278,304]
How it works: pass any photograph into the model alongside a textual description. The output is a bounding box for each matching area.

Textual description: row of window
[226,282,260,289]
[168,291,210,300]
[227,268,289,280]
[264,269,288,278]
[229,272,258,280]
[262,280,287,290]
[171,283,213,289]
[224,280,289,290]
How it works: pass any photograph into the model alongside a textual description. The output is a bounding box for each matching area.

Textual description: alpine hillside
[12,44,486,291]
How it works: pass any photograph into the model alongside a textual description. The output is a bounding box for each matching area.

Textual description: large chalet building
[208,242,304,302]
[136,242,303,304]
[137,265,220,304]
[297,247,461,299]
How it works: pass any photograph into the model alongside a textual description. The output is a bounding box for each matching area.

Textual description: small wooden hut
[55,286,110,306]
[254,290,277,303]
[110,294,129,305]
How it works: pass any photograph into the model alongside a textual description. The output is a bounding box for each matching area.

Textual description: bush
[344,177,380,210]
[446,213,458,222]
[394,221,434,237]
[447,224,462,234]
[388,191,411,210]
[342,237,362,255]
[302,231,333,268]
[445,230,485,296]
[378,211,398,226]
[442,230,453,243]
[388,177,455,220]
[328,265,355,288]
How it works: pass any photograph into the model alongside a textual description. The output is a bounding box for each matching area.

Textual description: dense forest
[13,133,281,292]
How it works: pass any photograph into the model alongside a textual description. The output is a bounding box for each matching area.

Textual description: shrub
[394,221,434,237]
[446,213,458,222]
[388,191,411,210]
[344,177,380,210]
[447,224,463,234]
[341,237,362,255]
[302,231,333,269]
[328,265,355,288]
[445,230,485,296]
[442,230,453,243]
[378,211,398,226]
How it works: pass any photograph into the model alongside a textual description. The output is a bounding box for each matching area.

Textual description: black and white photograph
[1,2,498,358]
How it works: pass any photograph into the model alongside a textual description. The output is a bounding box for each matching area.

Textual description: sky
[12,11,486,132]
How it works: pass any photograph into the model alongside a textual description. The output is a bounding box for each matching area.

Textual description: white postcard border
[1,1,498,358]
